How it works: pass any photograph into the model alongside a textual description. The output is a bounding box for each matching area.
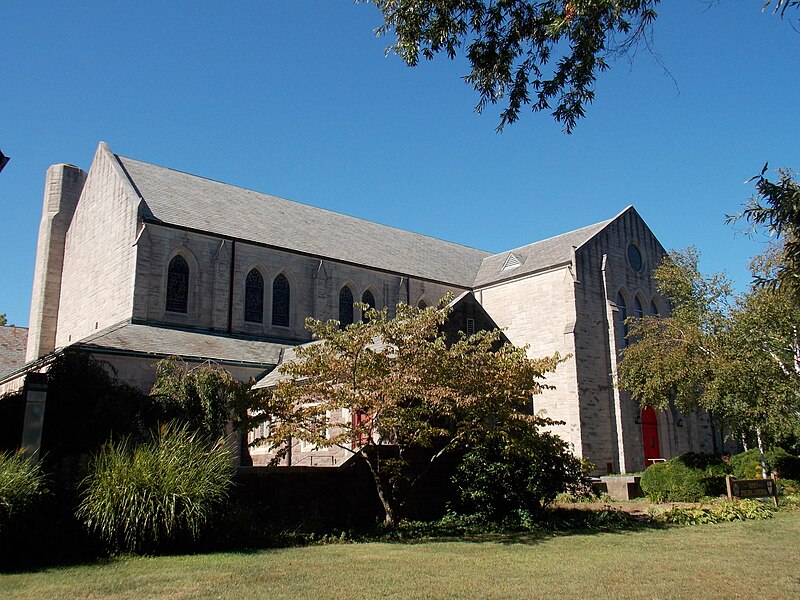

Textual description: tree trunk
[756,428,768,480]
[363,453,395,528]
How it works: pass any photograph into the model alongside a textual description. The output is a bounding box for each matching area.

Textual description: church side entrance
[641,407,661,466]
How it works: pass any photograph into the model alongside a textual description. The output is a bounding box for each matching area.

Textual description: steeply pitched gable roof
[115,153,490,287]
[473,218,613,288]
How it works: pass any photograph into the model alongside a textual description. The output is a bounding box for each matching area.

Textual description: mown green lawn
[3,511,800,599]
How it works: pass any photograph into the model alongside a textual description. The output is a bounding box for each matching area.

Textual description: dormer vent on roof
[502,252,523,271]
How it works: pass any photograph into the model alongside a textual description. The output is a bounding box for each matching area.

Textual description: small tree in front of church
[260,299,564,528]
[150,358,269,440]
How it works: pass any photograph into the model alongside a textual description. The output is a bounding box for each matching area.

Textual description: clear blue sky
[1,1,798,326]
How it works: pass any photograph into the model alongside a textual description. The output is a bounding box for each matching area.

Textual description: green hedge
[640,453,728,502]
[728,448,800,480]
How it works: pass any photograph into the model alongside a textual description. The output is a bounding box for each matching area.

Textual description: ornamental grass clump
[0,452,48,537]
[77,423,234,554]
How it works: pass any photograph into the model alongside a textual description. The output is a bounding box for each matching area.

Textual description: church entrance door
[641,407,661,466]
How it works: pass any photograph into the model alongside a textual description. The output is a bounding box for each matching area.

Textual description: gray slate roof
[473,219,612,287]
[117,155,491,287]
[0,326,28,379]
[253,337,394,390]
[75,322,290,367]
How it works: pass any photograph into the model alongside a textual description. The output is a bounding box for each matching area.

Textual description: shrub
[728,449,766,479]
[650,499,774,525]
[0,452,48,537]
[451,428,586,522]
[640,453,727,502]
[728,447,800,480]
[77,423,234,553]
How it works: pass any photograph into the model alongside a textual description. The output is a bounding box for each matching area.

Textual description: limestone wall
[476,267,582,454]
[55,144,140,348]
[132,223,467,341]
[573,208,716,472]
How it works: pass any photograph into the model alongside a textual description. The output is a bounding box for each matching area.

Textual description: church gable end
[53,142,142,349]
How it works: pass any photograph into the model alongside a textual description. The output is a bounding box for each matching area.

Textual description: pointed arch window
[417,299,428,309]
[339,286,354,327]
[634,296,644,319]
[651,300,660,316]
[272,273,290,327]
[166,255,189,313]
[616,292,629,348]
[361,289,376,321]
[244,269,264,323]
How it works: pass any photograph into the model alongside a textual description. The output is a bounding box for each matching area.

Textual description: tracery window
[166,255,189,313]
[339,286,354,327]
[272,273,290,327]
[244,269,264,323]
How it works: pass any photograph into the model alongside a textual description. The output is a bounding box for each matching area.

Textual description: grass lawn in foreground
[2,511,799,599]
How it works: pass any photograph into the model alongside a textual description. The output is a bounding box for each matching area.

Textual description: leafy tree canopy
[728,167,800,301]
[150,358,268,440]
[368,1,797,133]
[0,314,7,326]
[258,299,563,527]
[618,246,800,448]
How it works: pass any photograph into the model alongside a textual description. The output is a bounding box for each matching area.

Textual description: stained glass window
[166,255,189,313]
[339,286,354,327]
[245,269,264,323]
[272,273,290,327]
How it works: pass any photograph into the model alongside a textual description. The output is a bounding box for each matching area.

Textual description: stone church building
[1,141,719,473]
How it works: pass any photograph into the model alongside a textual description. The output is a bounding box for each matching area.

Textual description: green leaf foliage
[728,447,800,480]
[618,246,800,447]
[38,351,155,461]
[370,0,660,133]
[150,358,269,439]
[451,426,587,522]
[651,499,774,525]
[728,167,800,299]
[77,423,234,554]
[263,298,564,527]
[640,453,728,503]
[0,452,48,537]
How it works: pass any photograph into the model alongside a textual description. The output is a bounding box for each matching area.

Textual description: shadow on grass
[371,506,663,547]
[1,507,661,573]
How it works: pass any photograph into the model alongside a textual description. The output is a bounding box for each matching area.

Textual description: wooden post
[726,474,734,501]
[771,473,779,508]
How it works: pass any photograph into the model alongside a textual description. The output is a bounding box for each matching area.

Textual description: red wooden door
[641,407,661,466]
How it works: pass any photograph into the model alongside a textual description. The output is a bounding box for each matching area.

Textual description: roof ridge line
[117,154,493,256]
